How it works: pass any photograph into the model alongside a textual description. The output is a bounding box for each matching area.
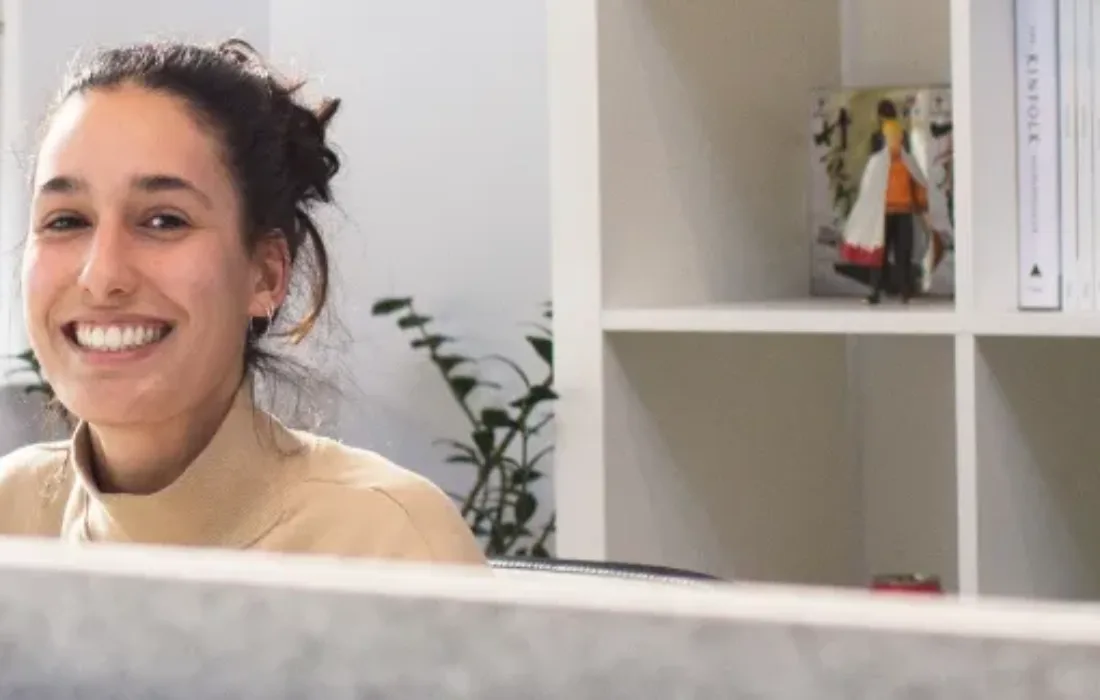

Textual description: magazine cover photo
[808,86,955,302]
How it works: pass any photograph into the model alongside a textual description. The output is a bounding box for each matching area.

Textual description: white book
[1091,0,1100,308]
[1016,0,1063,309]
[1078,0,1095,311]
[1061,0,1080,309]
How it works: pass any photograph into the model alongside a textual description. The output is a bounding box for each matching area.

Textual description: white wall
[0,0,553,529]
[268,0,551,508]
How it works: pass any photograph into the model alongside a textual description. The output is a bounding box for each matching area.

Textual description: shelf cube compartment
[596,1,956,312]
[598,332,958,588]
[974,337,1100,601]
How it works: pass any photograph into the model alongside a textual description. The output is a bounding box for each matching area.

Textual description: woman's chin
[55,385,174,428]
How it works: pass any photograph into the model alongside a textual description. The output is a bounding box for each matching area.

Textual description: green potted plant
[372,297,556,558]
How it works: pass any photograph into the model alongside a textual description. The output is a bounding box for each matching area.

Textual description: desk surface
[1,538,1099,698]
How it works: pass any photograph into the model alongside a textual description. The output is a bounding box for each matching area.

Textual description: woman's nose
[77,223,139,303]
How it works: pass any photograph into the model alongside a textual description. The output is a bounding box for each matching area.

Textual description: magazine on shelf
[808,85,955,300]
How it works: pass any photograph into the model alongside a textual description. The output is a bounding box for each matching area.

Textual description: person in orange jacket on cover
[840,118,947,304]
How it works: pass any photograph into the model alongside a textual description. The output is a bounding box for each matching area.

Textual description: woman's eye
[144,213,189,230]
[42,215,89,232]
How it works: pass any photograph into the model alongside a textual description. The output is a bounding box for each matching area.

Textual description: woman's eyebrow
[36,174,86,196]
[131,174,213,209]
[35,173,214,211]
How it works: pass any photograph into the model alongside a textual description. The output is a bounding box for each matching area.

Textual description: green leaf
[397,313,432,329]
[434,355,470,374]
[481,408,514,429]
[433,439,479,464]
[513,468,543,485]
[445,453,478,465]
[510,384,558,411]
[371,297,412,315]
[473,429,494,458]
[411,335,452,351]
[515,492,537,525]
[449,375,479,401]
[530,384,558,401]
[527,336,552,365]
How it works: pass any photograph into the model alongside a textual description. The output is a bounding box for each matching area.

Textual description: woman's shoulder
[0,440,72,534]
[278,430,486,565]
[0,439,70,486]
[289,430,442,492]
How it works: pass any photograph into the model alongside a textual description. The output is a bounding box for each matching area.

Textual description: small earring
[248,304,277,337]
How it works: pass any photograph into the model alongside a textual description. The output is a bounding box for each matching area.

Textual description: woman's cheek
[21,243,62,329]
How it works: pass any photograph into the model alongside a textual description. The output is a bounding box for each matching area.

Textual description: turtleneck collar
[67,380,305,547]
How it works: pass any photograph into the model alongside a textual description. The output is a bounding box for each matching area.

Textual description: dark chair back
[488,556,720,586]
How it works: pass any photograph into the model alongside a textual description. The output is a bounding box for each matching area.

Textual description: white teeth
[73,323,169,352]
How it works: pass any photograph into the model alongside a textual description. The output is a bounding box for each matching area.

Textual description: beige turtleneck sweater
[0,383,487,566]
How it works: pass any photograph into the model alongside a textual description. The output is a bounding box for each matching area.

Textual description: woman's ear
[248,234,290,318]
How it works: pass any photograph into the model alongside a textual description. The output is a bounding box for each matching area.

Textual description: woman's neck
[87,376,244,495]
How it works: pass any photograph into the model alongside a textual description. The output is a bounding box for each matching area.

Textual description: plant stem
[532,514,555,554]
[404,302,496,522]
[462,384,541,520]
[498,425,532,551]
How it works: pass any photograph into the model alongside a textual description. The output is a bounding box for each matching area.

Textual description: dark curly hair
[48,37,341,378]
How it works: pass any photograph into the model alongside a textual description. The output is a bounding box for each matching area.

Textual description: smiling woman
[0,39,486,566]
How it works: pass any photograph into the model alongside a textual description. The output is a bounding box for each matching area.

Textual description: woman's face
[23,85,283,426]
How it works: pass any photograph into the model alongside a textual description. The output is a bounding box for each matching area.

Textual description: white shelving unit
[549,0,1100,601]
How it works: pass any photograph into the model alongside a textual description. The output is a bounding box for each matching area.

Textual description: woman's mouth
[65,322,174,353]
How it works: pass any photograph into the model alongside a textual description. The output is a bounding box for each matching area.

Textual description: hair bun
[211,38,340,206]
[315,96,340,130]
[216,38,262,67]
[278,92,341,206]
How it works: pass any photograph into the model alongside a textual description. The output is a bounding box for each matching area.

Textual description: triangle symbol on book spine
[1030,264,1042,278]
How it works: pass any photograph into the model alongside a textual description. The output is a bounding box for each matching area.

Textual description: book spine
[1062,0,1081,309]
[1017,0,1063,309]
[1091,0,1100,309]
[1079,0,1096,310]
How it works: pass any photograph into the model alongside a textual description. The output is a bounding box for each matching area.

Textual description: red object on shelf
[871,573,942,594]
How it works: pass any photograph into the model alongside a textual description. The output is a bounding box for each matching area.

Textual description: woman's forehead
[35,86,229,193]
